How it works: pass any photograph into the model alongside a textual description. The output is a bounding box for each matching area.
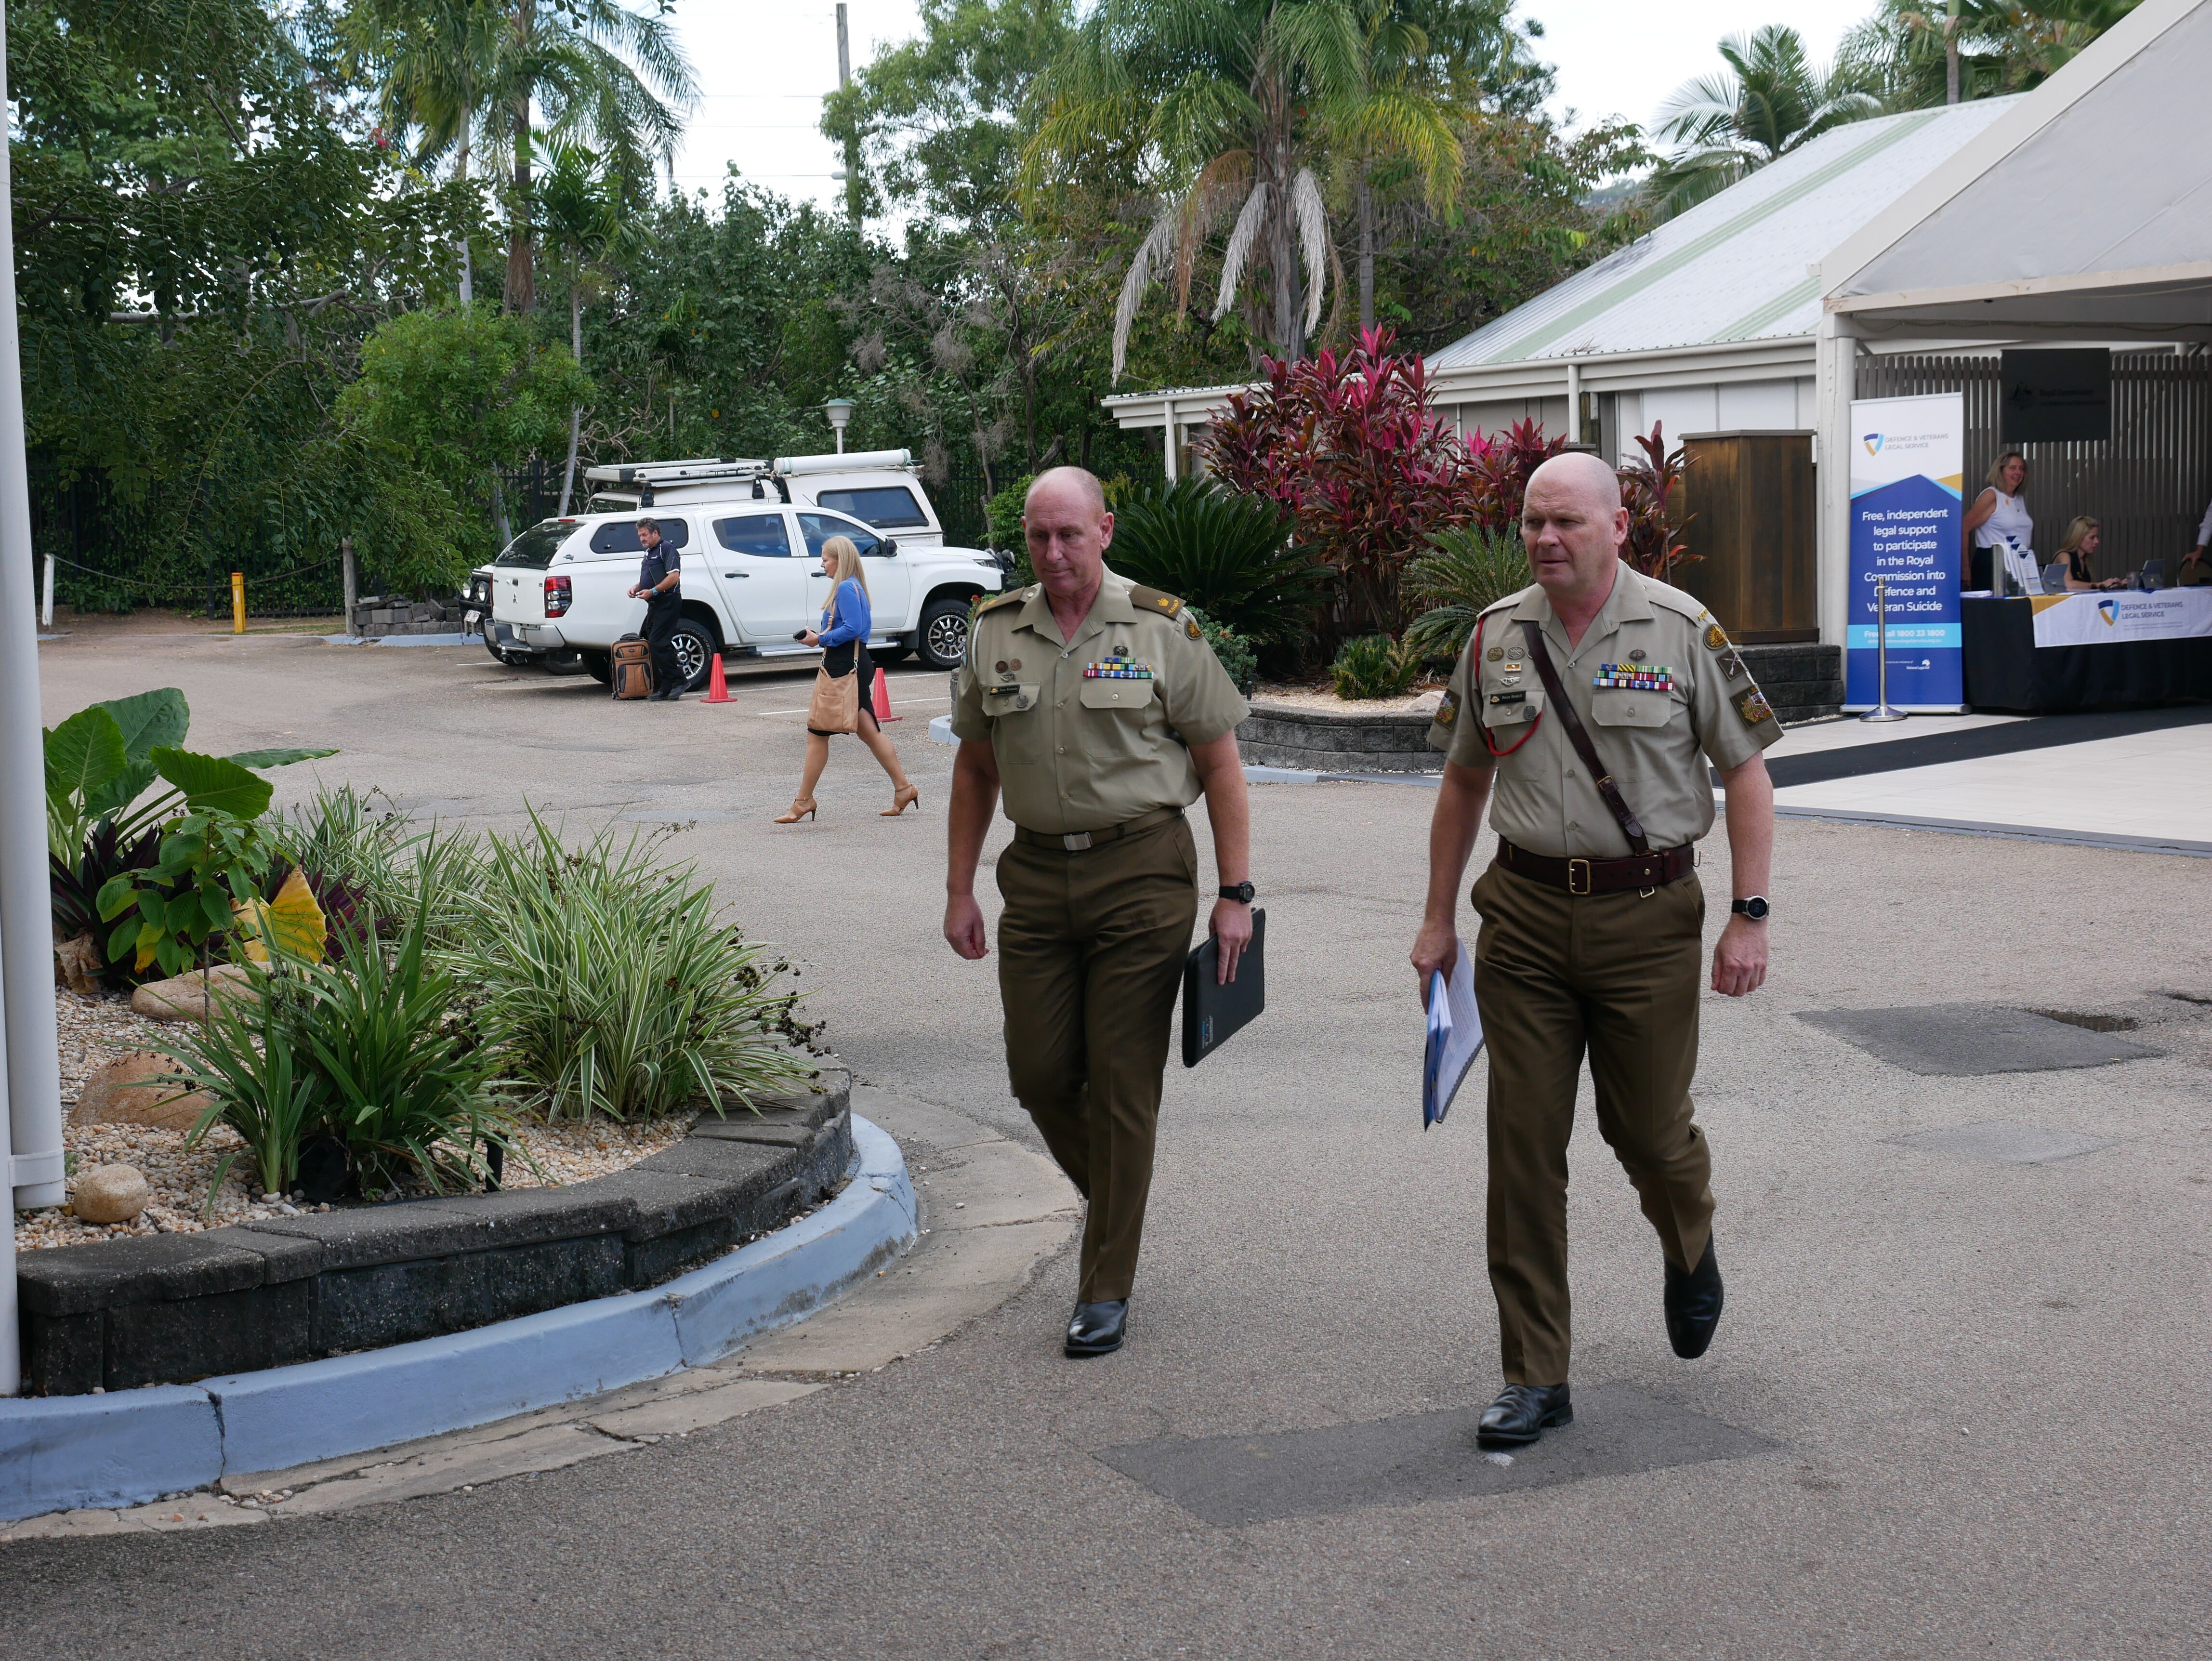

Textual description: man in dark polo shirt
[627,517,685,700]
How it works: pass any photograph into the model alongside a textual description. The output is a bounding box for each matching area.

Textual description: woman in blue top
[776,535,920,822]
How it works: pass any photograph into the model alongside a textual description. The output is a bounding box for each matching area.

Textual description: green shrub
[1185,605,1257,695]
[1330,634,1423,700]
[454,814,817,1121]
[271,784,419,925]
[1403,526,1530,663]
[1107,479,1324,644]
[167,884,509,1202]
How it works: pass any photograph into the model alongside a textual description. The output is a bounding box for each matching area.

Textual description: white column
[1813,307,1859,651]
[0,9,61,1381]
[1161,397,1178,483]
[1565,361,1581,444]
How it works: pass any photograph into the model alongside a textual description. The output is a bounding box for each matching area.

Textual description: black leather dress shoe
[1065,1300,1127,1358]
[1664,1238,1724,1359]
[1477,1383,1572,1448]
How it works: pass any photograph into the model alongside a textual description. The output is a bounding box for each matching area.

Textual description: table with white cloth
[1962,588,2212,712]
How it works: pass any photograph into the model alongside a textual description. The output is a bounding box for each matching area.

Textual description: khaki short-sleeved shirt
[1428,562,1781,859]
[951,567,1251,836]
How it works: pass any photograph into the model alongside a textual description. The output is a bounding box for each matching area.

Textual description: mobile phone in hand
[793,631,809,642]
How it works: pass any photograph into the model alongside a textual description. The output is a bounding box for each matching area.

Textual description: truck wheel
[668,620,717,690]
[583,651,612,685]
[917,596,972,671]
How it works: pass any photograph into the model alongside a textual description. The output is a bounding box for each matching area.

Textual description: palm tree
[1647,26,1883,219]
[343,0,507,303]
[1836,0,2138,110]
[537,138,625,513]
[1332,0,1492,332]
[344,0,695,315]
[1027,0,1373,379]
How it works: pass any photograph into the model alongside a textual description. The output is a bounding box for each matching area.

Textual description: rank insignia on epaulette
[1704,623,1730,652]
[1733,687,1775,726]
[1435,691,1459,726]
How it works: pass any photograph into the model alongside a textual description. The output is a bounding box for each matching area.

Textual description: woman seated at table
[2052,516,2126,592]
[1963,451,2034,593]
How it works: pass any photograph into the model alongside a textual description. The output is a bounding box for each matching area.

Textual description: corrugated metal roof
[1429,99,2021,370]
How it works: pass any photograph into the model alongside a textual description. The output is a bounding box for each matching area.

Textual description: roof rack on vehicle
[580,448,915,490]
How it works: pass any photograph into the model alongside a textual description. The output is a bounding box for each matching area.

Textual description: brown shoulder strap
[1519,619,1649,856]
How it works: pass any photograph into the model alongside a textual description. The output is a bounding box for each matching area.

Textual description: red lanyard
[1470,611,1544,758]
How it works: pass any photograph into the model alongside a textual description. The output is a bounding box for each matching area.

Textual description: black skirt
[808,641,876,737]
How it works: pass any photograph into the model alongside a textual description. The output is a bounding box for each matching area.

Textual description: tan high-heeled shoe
[774,797,818,824]
[882,784,921,817]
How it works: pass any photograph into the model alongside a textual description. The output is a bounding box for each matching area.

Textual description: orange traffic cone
[704,653,733,704]
[871,667,899,722]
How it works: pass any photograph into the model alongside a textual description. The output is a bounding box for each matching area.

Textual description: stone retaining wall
[16,1082,851,1397]
[350,595,472,639]
[1739,643,1843,724]
[1236,702,1442,773]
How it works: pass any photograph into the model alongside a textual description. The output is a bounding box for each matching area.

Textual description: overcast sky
[662,0,1881,221]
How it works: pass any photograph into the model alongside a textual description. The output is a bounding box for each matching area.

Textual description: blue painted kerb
[0,1115,916,1521]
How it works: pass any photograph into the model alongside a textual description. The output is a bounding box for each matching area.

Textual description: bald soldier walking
[1411,451,1780,1448]
[946,467,1254,1359]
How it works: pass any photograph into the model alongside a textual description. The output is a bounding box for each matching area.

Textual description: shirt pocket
[983,685,1048,761]
[1480,683,1544,734]
[1588,688,1676,730]
[1078,678,1157,713]
[1078,676,1159,765]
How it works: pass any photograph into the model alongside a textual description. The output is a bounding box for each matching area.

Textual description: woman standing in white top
[1962,451,2034,593]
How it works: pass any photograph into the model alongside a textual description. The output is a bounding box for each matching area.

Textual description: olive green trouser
[996,816,1198,1304]
[1472,860,1716,1387]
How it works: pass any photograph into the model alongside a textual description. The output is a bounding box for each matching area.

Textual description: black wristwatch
[1219,882,1255,904]
[1731,896,1770,922]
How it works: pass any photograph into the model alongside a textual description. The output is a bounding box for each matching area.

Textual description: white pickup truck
[477,450,1010,685]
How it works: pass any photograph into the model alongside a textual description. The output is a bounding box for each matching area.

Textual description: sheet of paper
[1423,940,1484,1129]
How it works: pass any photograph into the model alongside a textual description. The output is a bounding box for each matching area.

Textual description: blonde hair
[1985,452,2028,492]
[821,534,868,594]
[2056,515,2099,556]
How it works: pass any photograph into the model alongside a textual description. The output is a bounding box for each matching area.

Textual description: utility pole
[836,2,860,226]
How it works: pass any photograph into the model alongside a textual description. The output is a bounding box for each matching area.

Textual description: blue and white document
[1423,942,1483,1130]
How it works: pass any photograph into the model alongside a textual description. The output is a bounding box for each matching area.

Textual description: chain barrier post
[1860,574,1907,724]
[231,567,246,633]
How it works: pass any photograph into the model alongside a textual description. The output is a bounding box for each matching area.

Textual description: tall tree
[1647,25,1883,219]
[536,137,625,512]
[1027,0,1376,377]
[1835,0,2140,109]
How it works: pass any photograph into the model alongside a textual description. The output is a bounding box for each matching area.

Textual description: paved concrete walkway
[15,632,2212,1658]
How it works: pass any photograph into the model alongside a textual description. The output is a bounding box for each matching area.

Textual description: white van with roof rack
[473,449,1010,685]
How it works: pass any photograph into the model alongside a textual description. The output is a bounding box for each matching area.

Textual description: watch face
[1740,897,1769,921]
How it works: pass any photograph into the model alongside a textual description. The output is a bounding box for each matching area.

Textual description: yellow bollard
[231,570,245,634]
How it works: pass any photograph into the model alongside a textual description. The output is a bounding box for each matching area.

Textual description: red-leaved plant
[1202,327,1480,639]
[1618,422,1696,580]
[1465,417,1567,533]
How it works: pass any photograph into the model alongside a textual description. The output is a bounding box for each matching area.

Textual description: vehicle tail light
[544,575,572,617]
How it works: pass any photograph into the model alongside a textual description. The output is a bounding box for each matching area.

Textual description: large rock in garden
[72,1163,150,1224]
[53,931,104,997]
[73,1051,209,1131]
[132,963,259,1023]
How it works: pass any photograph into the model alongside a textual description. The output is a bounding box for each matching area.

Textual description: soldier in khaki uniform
[946,466,1254,1359]
[1410,451,1780,1448]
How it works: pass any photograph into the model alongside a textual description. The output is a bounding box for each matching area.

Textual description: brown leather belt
[1495,837,1695,896]
[1012,805,1182,853]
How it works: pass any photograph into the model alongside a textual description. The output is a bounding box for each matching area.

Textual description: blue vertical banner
[1846,392,1966,712]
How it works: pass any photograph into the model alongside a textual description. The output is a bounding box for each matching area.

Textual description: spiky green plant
[453,812,816,1121]
[1403,524,1529,661]
[1330,633,1423,699]
[1108,478,1324,643]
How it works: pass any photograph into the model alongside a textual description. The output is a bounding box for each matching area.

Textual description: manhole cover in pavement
[1093,1384,1775,1526]
[1794,1004,2158,1076]
[1886,1120,2114,1165]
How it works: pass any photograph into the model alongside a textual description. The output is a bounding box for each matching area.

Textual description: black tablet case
[1182,908,1266,1068]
